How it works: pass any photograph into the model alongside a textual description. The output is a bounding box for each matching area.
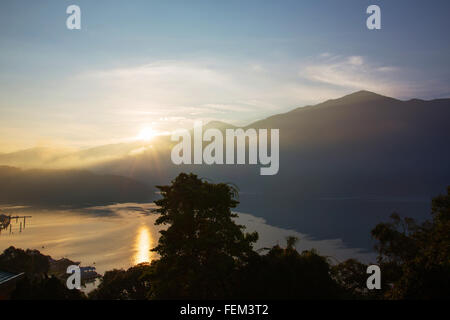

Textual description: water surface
[0,203,375,277]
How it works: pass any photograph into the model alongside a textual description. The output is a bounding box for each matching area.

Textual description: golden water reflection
[134,225,153,265]
[0,203,374,276]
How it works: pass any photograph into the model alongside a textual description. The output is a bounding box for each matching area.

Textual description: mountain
[1,91,449,249]
[0,141,157,169]
[90,91,450,249]
[92,90,450,194]
[202,120,237,131]
[0,147,71,168]
[0,166,153,207]
[250,90,449,150]
[246,90,450,188]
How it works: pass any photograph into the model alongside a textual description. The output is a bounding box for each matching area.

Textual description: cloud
[8,54,430,151]
[301,54,404,96]
[347,56,364,66]
[302,54,450,99]
[82,56,414,114]
[77,59,351,128]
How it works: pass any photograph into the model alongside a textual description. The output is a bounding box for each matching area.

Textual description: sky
[0,0,449,152]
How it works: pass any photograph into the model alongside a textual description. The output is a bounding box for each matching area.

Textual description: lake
[0,203,375,281]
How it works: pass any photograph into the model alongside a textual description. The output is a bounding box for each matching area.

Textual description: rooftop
[0,271,23,285]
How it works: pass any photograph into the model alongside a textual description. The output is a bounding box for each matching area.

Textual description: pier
[0,212,32,234]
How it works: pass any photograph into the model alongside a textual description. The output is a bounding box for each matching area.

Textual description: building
[0,270,24,300]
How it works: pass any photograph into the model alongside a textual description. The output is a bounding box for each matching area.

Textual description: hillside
[1,91,449,249]
[0,166,153,206]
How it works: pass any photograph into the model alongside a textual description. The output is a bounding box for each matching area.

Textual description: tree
[89,263,151,300]
[146,173,258,299]
[0,246,85,300]
[371,187,450,299]
[331,259,372,299]
[237,238,341,299]
[286,236,299,249]
[0,246,49,277]
[11,275,85,300]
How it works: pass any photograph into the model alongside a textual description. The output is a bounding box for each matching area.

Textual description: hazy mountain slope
[0,141,155,169]
[88,91,450,249]
[94,90,450,197]
[243,90,450,194]
[249,90,449,153]
[0,166,153,206]
[0,147,72,168]
[2,91,449,249]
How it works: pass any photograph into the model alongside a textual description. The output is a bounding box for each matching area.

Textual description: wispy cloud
[2,54,444,151]
[77,59,352,128]
[45,55,430,141]
[300,54,450,99]
[302,55,402,96]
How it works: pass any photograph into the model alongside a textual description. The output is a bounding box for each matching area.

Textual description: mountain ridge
[1,90,449,249]
[1,90,449,162]
[0,165,153,206]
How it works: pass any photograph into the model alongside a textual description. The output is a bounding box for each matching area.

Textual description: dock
[0,212,32,234]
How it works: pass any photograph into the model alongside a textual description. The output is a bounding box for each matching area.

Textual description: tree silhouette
[89,263,151,300]
[370,187,450,299]
[331,259,371,299]
[236,238,341,299]
[146,173,258,299]
[0,247,85,300]
[286,236,299,250]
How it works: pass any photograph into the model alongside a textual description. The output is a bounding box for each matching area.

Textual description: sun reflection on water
[134,225,152,265]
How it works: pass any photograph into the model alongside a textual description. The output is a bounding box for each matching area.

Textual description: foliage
[370,187,450,299]
[0,246,50,277]
[4,175,449,300]
[237,244,341,299]
[0,246,85,299]
[331,259,373,299]
[10,275,85,300]
[146,173,258,299]
[89,263,151,300]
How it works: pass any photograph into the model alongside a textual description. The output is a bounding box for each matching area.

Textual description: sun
[136,126,158,141]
